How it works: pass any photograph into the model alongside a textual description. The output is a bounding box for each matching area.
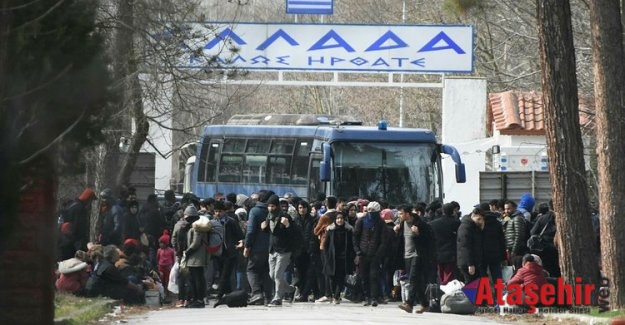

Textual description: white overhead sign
[180,23,474,73]
[286,0,333,15]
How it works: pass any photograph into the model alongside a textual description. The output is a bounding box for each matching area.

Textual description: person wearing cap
[353,201,388,307]
[61,188,98,257]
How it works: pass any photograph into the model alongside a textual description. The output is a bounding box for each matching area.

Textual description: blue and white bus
[185,114,465,205]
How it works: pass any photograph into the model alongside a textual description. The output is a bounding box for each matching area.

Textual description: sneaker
[371,299,378,307]
[398,302,413,313]
[315,296,330,303]
[268,299,282,307]
[175,300,185,308]
[186,300,205,308]
[333,298,341,305]
[414,304,427,314]
[248,295,264,305]
[294,296,308,302]
[363,299,371,306]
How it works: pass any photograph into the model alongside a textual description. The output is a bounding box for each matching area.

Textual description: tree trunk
[112,0,149,192]
[589,0,625,309]
[0,157,56,324]
[536,0,599,288]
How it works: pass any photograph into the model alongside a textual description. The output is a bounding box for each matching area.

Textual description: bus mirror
[456,163,466,183]
[441,144,466,184]
[320,143,332,181]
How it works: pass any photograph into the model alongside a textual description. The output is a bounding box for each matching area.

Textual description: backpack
[206,219,224,257]
[57,201,79,228]
[426,283,444,313]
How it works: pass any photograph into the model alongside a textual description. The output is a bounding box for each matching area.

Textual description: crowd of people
[55,186,582,314]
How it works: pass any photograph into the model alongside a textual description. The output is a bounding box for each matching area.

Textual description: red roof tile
[488,91,545,135]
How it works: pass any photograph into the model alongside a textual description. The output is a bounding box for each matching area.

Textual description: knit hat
[367,201,381,212]
[236,194,249,207]
[235,208,247,219]
[159,230,170,245]
[58,258,88,274]
[124,238,140,247]
[184,205,199,217]
[267,194,280,207]
[381,209,394,223]
[79,188,97,201]
[60,222,73,235]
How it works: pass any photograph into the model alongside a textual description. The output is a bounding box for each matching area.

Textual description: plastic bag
[502,265,514,283]
[167,261,180,294]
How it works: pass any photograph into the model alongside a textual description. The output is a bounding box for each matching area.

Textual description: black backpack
[426,283,444,313]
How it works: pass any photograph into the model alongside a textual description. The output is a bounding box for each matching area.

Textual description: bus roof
[201,125,438,143]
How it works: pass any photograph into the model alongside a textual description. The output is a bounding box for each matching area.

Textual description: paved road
[123,301,510,325]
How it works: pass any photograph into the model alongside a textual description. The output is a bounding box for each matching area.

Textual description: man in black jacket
[429,202,461,285]
[457,208,485,284]
[214,200,244,302]
[481,203,506,283]
[294,200,324,302]
[261,195,297,307]
[353,201,388,307]
[396,204,436,314]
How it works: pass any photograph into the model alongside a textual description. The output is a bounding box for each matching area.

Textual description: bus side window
[198,141,210,182]
[267,156,290,184]
[206,142,220,182]
[219,155,243,183]
[292,140,311,184]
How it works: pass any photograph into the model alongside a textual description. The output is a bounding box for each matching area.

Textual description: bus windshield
[332,142,440,205]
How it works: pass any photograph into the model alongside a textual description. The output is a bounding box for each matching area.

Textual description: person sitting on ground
[56,253,90,295]
[507,253,547,289]
[86,244,144,304]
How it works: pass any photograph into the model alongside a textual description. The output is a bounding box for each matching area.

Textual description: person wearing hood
[184,207,211,308]
[353,201,388,307]
[61,188,98,257]
[171,205,199,308]
[507,254,547,290]
[456,208,485,284]
[56,256,90,294]
[517,193,536,223]
[244,190,273,305]
[322,212,355,304]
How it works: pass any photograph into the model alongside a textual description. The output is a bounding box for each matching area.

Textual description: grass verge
[54,292,115,325]
[588,307,625,318]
